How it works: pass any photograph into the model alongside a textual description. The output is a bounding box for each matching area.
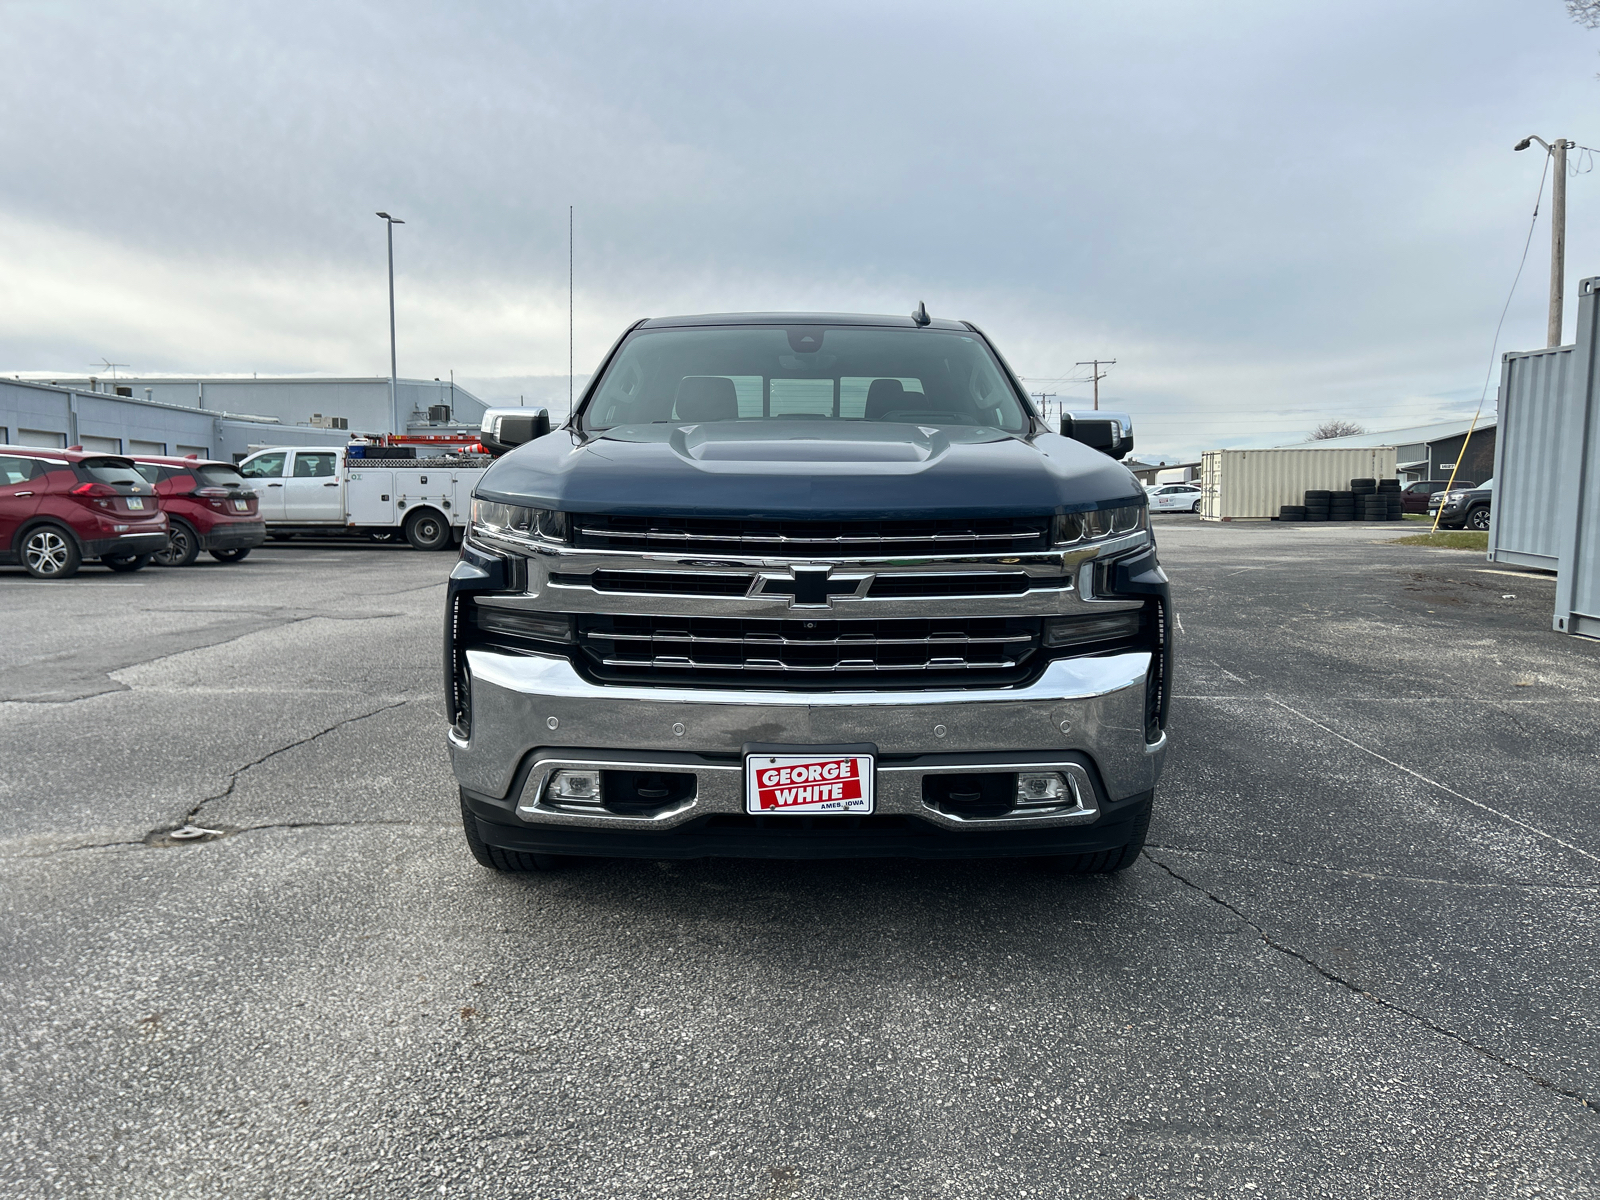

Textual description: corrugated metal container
[1199,447,1398,520]
[1553,276,1600,638]
[1488,345,1572,569]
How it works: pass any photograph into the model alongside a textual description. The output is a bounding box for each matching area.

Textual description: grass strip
[1388,530,1489,550]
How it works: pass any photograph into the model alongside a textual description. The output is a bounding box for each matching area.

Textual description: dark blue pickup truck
[445,310,1171,872]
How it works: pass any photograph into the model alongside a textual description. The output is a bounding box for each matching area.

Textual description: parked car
[449,310,1169,874]
[1146,483,1202,513]
[1428,477,1494,530]
[130,455,266,566]
[1402,478,1476,514]
[0,445,169,579]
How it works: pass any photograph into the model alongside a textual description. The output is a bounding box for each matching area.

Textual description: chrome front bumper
[449,648,1166,832]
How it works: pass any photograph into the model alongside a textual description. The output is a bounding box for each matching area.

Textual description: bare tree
[1309,419,1366,440]
[1570,1,1600,28]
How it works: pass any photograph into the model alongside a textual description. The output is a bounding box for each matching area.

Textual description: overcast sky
[2,0,1597,457]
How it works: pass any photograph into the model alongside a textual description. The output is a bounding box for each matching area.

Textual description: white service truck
[236,445,493,550]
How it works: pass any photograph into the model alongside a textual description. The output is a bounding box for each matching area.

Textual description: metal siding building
[30,376,487,440]
[1488,345,1572,570]
[3,375,489,462]
[1199,447,1397,520]
[1281,420,1495,482]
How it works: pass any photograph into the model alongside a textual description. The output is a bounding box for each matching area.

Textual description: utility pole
[1515,135,1574,347]
[376,212,405,430]
[569,205,574,416]
[1074,359,1116,410]
[1031,392,1057,422]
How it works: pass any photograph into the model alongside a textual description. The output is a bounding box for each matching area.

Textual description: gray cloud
[1,0,1595,456]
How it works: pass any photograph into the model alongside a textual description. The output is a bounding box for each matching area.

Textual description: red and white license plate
[233,499,250,511]
[746,753,874,815]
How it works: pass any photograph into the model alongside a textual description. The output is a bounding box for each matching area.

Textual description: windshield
[582,326,1033,433]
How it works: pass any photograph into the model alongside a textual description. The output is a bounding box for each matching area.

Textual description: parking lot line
[1266,694,1600,866]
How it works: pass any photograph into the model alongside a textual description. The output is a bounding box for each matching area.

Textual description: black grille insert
[572,514,1052,557]
[578,614,1042,687]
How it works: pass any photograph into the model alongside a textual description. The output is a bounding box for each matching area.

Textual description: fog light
[547,769,601,805]
[1015,772,1072,806]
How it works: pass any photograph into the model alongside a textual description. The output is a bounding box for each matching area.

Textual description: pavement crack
[179,701,409,828]
[1143,849,1597,1113]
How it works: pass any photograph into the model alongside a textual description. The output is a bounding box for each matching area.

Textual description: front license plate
[746,753,874,815]
[126,497,145,510]
[233,499,249,511]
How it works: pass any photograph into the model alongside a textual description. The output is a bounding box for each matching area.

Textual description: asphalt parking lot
[2,518,1597,1199]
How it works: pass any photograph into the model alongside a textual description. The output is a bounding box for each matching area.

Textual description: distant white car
[1146,483,1202,513]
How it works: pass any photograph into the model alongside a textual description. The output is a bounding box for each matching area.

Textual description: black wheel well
[404,505,448,527]
[13,518,81,555]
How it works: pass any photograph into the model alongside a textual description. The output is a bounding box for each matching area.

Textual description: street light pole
[1514,136,1573,347]
[376,212,406,429]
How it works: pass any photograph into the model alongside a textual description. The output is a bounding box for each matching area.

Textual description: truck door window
[294,453,337,477]
[240,452,286,479]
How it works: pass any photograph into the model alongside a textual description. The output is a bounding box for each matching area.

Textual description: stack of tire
[1279,503,1308,521]
[1350,477,1404,522]
[1303,490,1331,521]
[1327,490,1356,521]
[1378,477,1403,520]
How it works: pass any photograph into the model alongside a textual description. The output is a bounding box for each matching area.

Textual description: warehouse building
[1,375,488,461]
[1281,418,1497,483]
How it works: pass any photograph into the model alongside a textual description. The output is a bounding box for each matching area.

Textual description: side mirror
[479,406,551,455]
[1060,411,1135,461]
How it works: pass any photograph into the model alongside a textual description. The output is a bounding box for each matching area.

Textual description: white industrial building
[1,374,488,461]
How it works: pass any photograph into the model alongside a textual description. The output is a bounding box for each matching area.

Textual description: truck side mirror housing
[480,407,551,455]
[1060,411,1135,461]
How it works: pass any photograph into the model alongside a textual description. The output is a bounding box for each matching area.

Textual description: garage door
[175,444,210,459]
[128,439,168,455]
[79,435,123,453]
[17,428,67,448]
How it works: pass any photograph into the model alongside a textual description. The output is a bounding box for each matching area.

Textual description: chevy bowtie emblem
[759,565,868,608]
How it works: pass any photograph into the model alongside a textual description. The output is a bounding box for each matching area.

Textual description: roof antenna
[911,301,930,327]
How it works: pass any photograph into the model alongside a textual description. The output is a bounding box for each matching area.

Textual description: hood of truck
[474,420,1143,518]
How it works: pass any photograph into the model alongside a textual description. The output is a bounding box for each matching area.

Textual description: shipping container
[1198,447,1398,521]
[1553,276,1600,638]
[1488,345,1571,570]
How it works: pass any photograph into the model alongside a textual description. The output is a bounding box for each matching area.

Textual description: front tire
[404,509,451,551]
[21,526,81,579]
[209,547,252,563]
[153,520,199,567]
[103,554,151,573]
[1467,507,1491,531]
[460,793,562,872]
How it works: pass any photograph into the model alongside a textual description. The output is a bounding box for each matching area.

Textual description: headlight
[1053,504,1147,546]
[470,500,568,544]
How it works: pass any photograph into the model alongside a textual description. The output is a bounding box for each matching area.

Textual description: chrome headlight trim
[1052,504,1148,548]
[470,500,569,546]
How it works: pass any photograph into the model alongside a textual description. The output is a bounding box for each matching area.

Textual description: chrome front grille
[577,614,1042,686]
[571,514,1052,557]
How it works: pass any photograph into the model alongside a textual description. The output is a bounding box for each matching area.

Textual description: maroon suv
[131,455,266,566]
[0,446,169,578]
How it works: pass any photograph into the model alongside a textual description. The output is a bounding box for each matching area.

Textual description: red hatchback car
[130,455,266,566]
[0,445,170,578]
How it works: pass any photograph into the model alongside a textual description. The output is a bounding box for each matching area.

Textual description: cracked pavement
[1,525,1597,1198]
